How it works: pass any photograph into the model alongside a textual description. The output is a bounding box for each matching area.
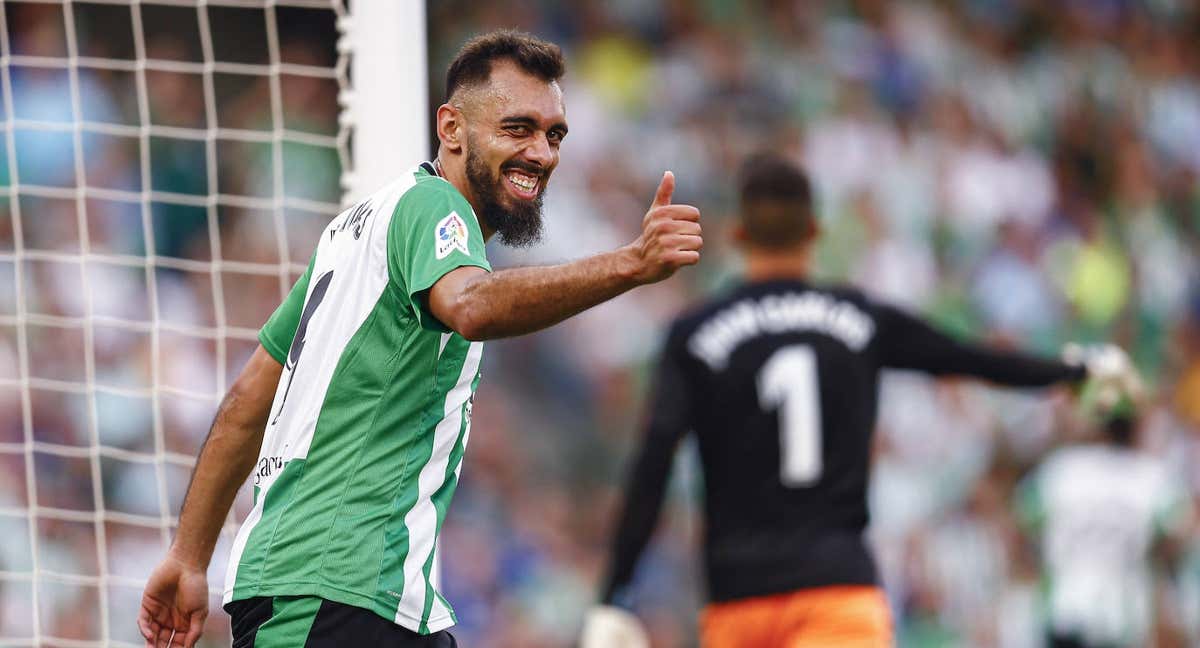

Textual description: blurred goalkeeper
[138,30,702,648]
[582,153,1135,648]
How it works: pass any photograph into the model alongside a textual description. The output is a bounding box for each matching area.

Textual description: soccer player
[582,153,1132,648]
[1016,406,1191,648]
[137,30,703,648]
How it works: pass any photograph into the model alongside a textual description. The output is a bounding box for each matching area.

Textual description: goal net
[0,1,407,645]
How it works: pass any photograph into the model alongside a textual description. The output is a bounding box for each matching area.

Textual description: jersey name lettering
[253,455,288,486]
[688,292,875,370]
[335,200,374,240]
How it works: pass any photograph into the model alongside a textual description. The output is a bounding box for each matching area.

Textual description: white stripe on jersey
[429,539,446,618]
[395,340,483,630]
[426,333,454,625]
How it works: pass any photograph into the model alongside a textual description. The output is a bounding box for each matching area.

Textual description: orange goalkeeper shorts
[700,585,893,648]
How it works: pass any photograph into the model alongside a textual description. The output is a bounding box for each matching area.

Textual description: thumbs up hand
[624,171,703,285]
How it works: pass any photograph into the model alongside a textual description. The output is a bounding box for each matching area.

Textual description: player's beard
[464,140,545,248]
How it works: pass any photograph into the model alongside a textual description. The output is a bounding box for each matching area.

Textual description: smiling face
[454,59,568,247]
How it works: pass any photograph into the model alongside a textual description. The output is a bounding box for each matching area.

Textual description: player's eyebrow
[499,114,569,136]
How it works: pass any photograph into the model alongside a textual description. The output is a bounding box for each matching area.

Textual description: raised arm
[876,303,1086,387]
[428,171,702,340]
[138,345,282,648]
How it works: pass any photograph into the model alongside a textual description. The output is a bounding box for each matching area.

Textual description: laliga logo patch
[435,211,470,259]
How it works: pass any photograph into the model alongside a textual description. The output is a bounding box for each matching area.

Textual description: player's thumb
[651,170,674,208]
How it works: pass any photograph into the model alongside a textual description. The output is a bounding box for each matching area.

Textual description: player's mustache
[502,160,546,177]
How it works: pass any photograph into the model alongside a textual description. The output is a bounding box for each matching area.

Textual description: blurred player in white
[1016,399,1192,648]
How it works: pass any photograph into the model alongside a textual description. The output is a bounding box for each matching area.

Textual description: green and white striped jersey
[222,163,491,634]
[1016,444,1191,646]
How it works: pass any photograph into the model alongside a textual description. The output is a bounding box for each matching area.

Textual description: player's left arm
[138,345,282,648]
[582,340,692,648]
[875,303,1087,386]
[139,261,309,647]
[587,335,693,629]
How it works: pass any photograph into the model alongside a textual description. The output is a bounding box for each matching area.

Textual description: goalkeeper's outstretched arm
[875,303,1088,386]
[138,345,282,648]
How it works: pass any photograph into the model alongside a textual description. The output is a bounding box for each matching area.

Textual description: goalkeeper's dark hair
[737,152,816,249]
[445,30,565,101]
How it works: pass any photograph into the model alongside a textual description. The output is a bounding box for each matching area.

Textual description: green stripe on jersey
[253,596,321,648]
[232,459,307,601]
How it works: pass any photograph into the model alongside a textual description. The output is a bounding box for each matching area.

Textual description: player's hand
[623,171,703,285]
[137,552,209,648]
[580,605,650,648]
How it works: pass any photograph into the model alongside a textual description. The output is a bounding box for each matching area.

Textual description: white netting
[0,1,350,645]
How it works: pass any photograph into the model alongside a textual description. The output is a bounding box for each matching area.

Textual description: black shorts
[225,596,458,647]
[1047,632,1120,648]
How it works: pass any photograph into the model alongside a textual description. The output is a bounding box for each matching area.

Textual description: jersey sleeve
[874,302,1086,386]
[388,180,491,332]
[600,326,695,605]
[258,254,316,364]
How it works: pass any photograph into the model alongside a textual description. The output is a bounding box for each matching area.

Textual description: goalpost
[0,1,426,645]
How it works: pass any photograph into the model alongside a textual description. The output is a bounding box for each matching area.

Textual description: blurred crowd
[3,1,1200,647]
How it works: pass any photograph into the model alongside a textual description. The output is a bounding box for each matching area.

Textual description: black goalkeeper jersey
[600,279,1085,604]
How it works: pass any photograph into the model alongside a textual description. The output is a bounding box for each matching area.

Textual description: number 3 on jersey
[757,345,822,486]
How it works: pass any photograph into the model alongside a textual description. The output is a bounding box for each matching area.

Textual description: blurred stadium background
[2,0,1200,646]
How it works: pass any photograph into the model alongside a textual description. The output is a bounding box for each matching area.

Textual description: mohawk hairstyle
[444,29,565,101]
[737,152,816,248]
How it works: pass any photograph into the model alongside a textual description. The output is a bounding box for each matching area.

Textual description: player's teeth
[507,172,536,191]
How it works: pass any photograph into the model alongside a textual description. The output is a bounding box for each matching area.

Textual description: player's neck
[743,245,813,282]
[433,152,497,241]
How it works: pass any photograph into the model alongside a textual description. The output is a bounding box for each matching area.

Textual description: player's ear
[436,103,464,154]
